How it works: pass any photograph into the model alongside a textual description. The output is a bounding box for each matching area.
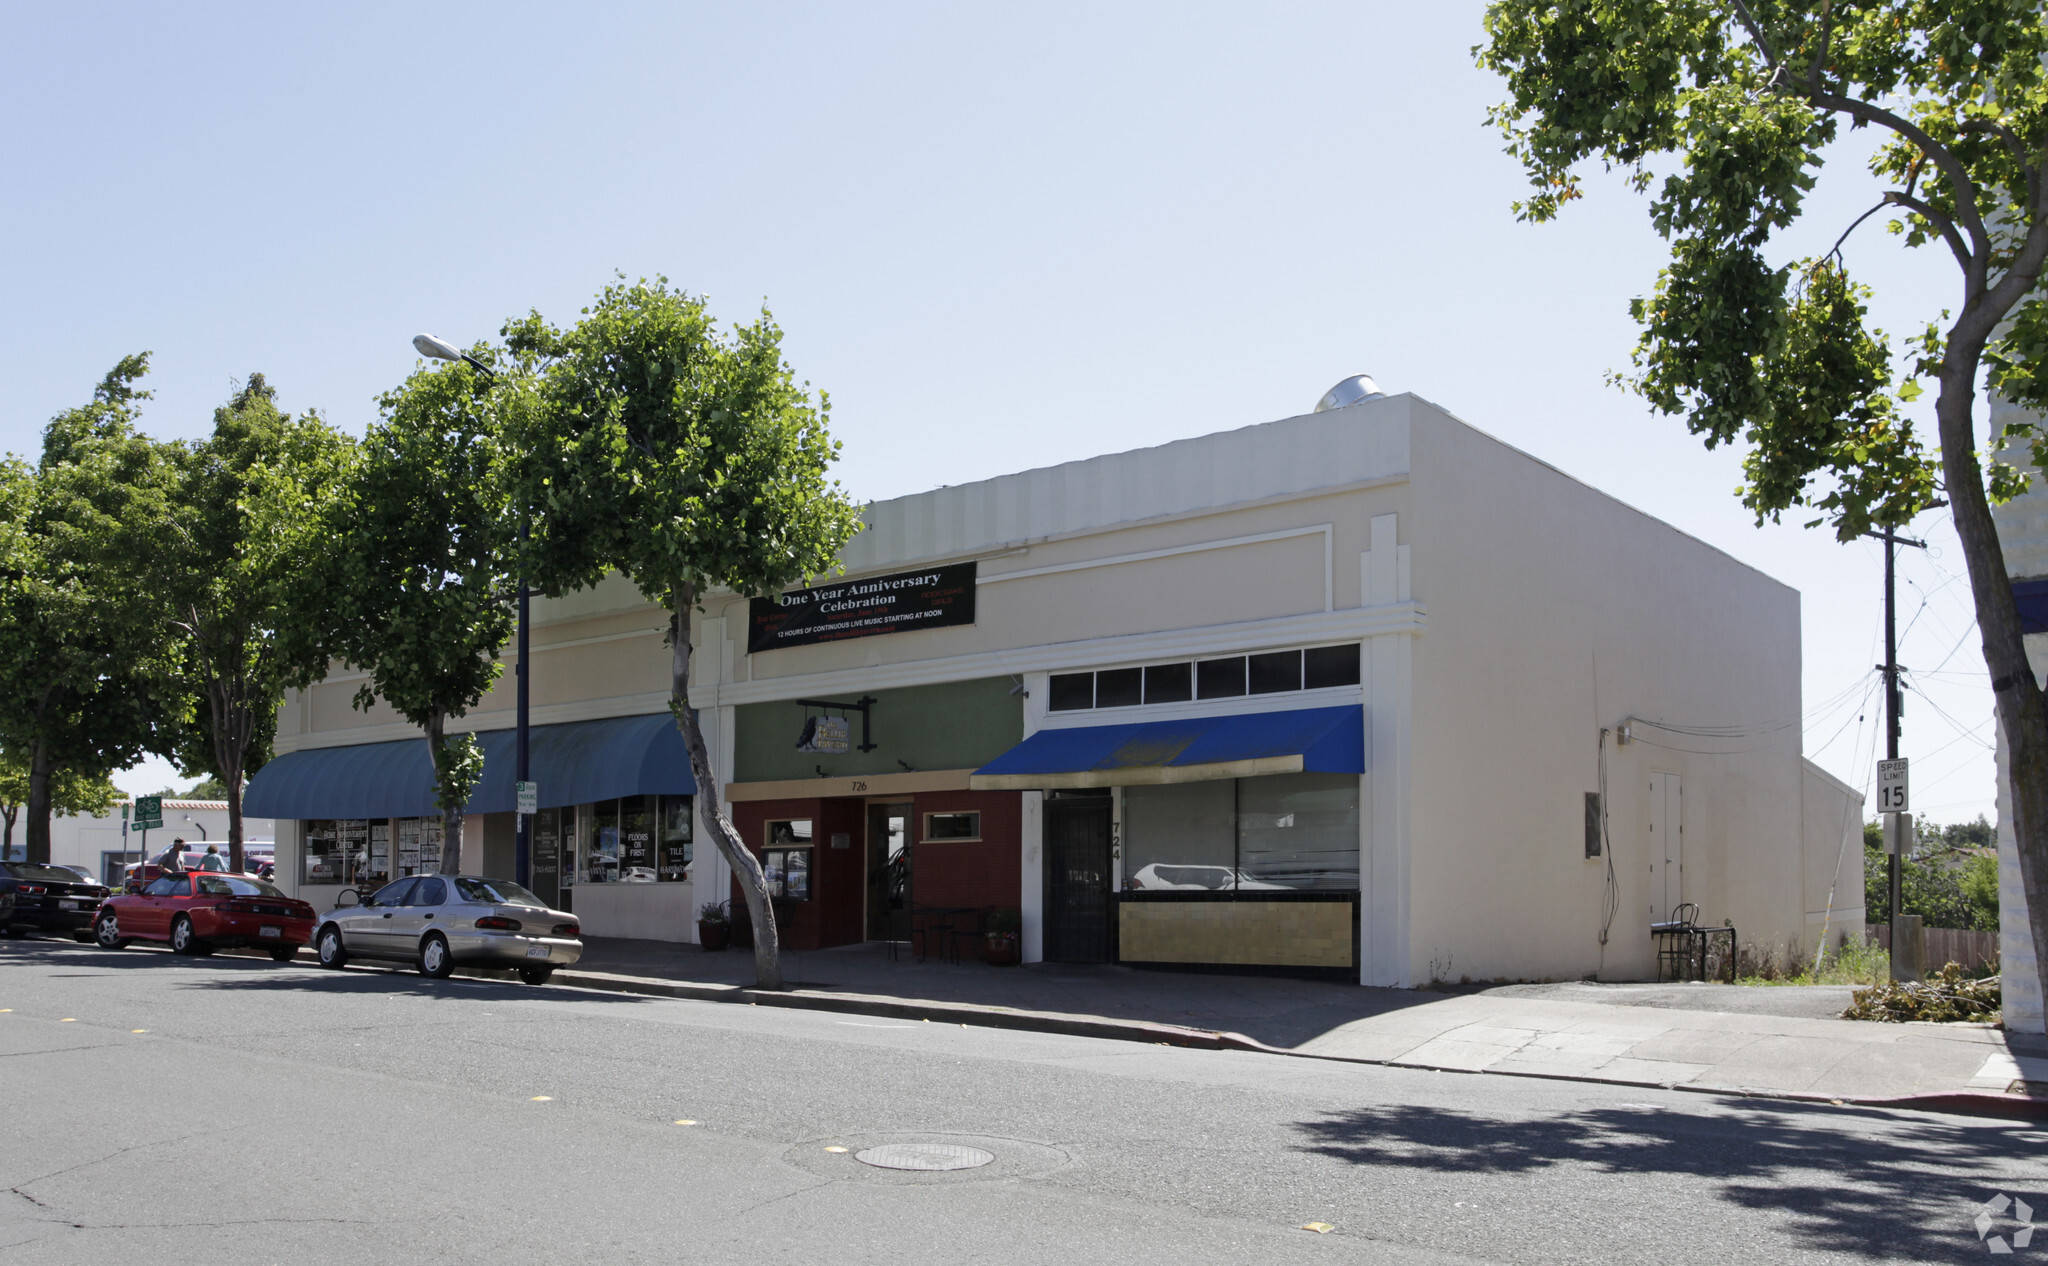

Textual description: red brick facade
[729,789,1020,951]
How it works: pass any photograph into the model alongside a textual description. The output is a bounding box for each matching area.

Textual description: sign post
[516,781,538,817]
[133,795,163,831]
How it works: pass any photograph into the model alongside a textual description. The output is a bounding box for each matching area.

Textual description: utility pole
[1866,527,1926,971]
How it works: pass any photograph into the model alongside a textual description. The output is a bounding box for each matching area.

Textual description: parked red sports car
[94,872,316,960]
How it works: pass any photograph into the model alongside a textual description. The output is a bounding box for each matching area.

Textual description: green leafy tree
[508,278,863,989]
[323,353,515,874]
[160,374,356,872]
[0,357,180,863]
[1478,2,2048,999]
[0,744,119,855]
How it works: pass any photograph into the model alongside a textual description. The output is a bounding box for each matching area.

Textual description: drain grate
[855,1143,995,1172]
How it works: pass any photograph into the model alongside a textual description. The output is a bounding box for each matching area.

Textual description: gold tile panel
[1118,900,1353,968]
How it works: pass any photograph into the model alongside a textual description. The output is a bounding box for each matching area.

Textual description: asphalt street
[3,939,2043,1265]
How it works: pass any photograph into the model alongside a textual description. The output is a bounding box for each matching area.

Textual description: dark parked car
[0,862,112,940]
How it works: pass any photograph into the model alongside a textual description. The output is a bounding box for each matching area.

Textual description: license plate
[526,945,550,959]
[60,900,84,910]
[259,926,282,939]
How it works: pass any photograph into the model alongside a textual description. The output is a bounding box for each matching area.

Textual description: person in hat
[157,840,188,874]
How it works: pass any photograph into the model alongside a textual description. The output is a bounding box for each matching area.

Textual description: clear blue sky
[1,2,1988,824]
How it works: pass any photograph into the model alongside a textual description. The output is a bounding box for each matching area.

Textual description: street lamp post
[413,334,532,890]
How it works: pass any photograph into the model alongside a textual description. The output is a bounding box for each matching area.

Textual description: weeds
[1842,963,2002,1023]
[1730,937,1891,987]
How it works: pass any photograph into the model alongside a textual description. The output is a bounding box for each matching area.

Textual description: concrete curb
[524,964,2048,1122]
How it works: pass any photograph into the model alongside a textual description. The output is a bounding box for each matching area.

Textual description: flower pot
[698,920,731,952]
[985,932,1020,966]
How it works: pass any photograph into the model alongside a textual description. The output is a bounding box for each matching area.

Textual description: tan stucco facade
[270,392,1858,981]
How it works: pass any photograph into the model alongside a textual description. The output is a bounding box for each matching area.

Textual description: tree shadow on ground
[1293,1099,2045,1261]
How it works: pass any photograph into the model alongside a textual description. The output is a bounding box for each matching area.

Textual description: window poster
[398,818,421,874]
[659,795,692,882]
[420,817,443,873]
[621,797,655,881]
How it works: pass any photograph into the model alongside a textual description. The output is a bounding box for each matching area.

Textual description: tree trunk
[426,708,465,876]
[24,738,51,866]
[225,769,245,874]
[210,683,249,875]
[2,803,16,852]
[668,587,783,990]
[1934,344,2048,1018]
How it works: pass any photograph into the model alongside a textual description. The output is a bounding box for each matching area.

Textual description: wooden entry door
[1044,795,1113,963]
[866,803,912,941]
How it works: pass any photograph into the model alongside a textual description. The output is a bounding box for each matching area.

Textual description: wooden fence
[1868,924,2000,973]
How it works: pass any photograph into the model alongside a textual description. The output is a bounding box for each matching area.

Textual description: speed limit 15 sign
[1877,758,1909,814]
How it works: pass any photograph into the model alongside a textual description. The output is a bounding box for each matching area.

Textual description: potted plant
[985,907,1021,966]
[697,900,732,952]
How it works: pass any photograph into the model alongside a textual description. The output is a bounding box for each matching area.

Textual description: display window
[570,797,690,883]
[302,820,365,885]
[763,819,813,901]
[659,797,693,881]
[923,811,981,841]
[1123,772,1360,892]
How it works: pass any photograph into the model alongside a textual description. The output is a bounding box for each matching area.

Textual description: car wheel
[316,925,348,970]
[170,915,205,956]
[95,912,130,950]
[418,933,454,979]
[268,946,297,963]
[518,966,554,986]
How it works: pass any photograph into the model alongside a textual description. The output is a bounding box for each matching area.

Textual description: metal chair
[1652,902,1702,981]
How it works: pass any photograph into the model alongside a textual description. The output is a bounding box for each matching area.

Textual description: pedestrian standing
[198,844,226,872]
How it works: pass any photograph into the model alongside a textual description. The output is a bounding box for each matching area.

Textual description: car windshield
[453,877,546,907]
[3,864,93,884]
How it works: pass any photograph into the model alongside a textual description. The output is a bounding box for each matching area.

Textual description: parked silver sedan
[312,874,583,985]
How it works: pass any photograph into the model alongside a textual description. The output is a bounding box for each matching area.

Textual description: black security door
[1043,795,1113,963]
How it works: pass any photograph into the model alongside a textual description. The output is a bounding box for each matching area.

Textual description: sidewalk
[543,938,2048,1115]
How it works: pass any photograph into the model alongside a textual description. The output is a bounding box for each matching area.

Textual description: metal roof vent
[1314,374,1385,413]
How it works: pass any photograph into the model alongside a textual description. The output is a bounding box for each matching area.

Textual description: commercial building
[250,387,1862,984]
[15,800,277,885]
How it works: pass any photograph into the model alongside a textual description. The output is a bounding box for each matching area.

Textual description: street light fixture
[411,332,532,889]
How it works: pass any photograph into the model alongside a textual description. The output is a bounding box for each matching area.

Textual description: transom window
[1049,645,1360,712]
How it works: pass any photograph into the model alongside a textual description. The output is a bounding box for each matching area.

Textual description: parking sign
[1877,759,1909,814]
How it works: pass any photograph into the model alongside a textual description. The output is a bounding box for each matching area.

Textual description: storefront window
[586,801,620,883]
[620,795,656,882]
[1236,773,1360,890]
[764,819,812,901]
[659,796,693,881]
[923,812,981,841]
[302,819,381,886]
[1123,782,1235,889]
[1122,774,1359,892]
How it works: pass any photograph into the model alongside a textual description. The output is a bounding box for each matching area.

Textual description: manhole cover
[855,1143,995,1171]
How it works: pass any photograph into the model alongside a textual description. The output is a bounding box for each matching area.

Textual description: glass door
[865,803,911,941]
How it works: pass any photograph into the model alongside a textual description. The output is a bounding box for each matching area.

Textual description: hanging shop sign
[748,561,977,653]
[796,715,851,754]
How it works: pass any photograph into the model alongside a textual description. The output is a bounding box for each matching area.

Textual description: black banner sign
[748,561,977,653]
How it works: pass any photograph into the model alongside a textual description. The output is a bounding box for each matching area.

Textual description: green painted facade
[733,676,1024,782]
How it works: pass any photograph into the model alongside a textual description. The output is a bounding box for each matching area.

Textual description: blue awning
[2017,577,2048,635]
[244,713,696,821]
[968,705,1364,791]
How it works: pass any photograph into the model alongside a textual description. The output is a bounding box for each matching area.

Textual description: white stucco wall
[1992,394,2048,1033]
[36,800,275,883]
[1402,404,1808,984]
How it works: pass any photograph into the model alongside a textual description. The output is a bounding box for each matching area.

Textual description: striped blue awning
[968,705,1364,791]
[244,714,696,820]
